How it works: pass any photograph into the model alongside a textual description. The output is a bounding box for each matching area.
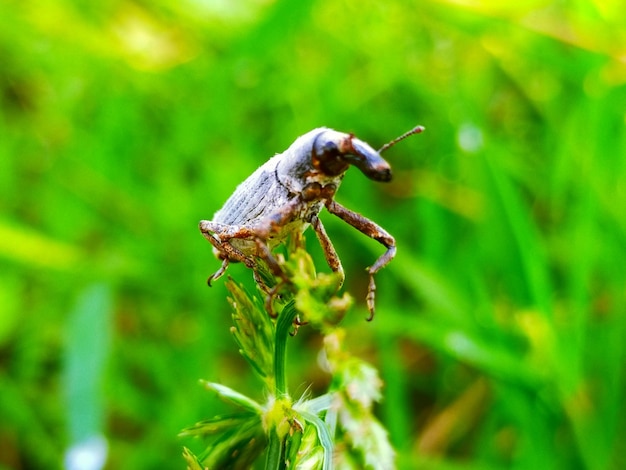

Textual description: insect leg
[325,200,396,320]
[310,214,345,289]
[208,258,229,286]
[199,221,258,284]
[199,221,259,265]
[253,197,304,277]
[253,198,308,313]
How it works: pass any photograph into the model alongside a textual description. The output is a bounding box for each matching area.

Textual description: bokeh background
[1,0,625,468]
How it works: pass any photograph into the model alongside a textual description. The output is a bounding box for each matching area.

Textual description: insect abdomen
[213,164,291,226]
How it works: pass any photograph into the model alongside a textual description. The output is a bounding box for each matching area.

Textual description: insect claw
[253,272,278,317]
[263,281,285,318]
[366,274,376,321]
[207,258,229,286]
[253,270,270,294]
[293,316,309,326]
[265,295,278,318]
[288,317,309,336]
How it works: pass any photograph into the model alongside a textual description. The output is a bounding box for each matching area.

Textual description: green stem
[265,428,284,470]
[265,300,298,470]
[274,300,298,398]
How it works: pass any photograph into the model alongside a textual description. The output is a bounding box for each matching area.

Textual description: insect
[199,125,424,320]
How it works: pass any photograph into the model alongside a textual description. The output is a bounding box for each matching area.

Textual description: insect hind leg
[325,200,396,320]
[310,214,345,289]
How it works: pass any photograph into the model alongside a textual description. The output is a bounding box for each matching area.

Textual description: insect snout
[345,137,392,182]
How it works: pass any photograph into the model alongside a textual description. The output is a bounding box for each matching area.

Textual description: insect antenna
[378,125,425,154]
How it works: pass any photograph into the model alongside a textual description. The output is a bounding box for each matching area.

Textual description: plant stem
[265,429,284,470]
[274,300,298,398]
[265,300,298,469]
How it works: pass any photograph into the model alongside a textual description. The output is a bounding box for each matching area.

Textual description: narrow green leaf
[299,410,333,470]
[179,412,259,438]
[201,381,263,413]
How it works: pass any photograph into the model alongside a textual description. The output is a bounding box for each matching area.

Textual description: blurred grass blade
[63,283,112,443]
[0,219,82,270]
[483,150,553,316]
[416,378,489,455]
[389,252,470,327]
[63,283,112,470]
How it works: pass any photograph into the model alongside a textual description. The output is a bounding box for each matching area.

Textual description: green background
[1,0,625,468]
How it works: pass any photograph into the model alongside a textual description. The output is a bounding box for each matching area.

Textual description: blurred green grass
[1,0,625,468]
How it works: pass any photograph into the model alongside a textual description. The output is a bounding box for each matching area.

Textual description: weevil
[199,125,424,320]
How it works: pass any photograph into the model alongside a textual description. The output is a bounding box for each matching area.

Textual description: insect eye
[319,141,340,158]
[313,138,349,176]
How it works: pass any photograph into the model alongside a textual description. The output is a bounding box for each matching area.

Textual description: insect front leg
[310,214,345,289]
[325,200,396,320]
[199,221,258,284]
[208,258,230,286]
